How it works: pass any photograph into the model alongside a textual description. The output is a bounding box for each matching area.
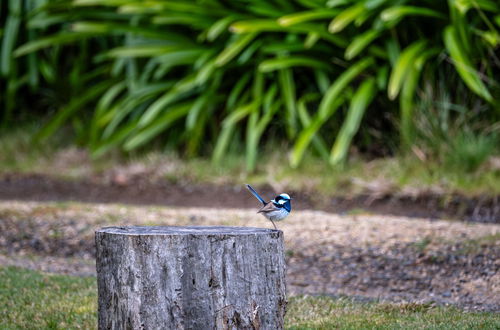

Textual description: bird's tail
[246,184,266,205]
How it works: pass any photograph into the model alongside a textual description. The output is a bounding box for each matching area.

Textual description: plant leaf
[329,3,365,33]
[259,56,330,72]
[330,77,377,165]
[387,40,427,100]
[443,25,493,102]
[345,29,380,60]
[124,102,192,151]
[381,6,446,23]
[215,33,258,66]
[278,9,340,26]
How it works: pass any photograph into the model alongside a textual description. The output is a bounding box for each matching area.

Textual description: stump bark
[95,226,287,330]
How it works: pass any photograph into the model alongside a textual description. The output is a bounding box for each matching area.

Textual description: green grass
[1,267,499,329]
[287,296,500,329]
[0,267,96,329]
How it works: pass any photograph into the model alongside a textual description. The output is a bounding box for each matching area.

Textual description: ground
[0,152,498,315]
[1,197,498,312]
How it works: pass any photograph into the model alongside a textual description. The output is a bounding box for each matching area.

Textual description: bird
[246,184,292,230]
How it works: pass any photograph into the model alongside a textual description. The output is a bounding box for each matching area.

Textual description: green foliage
[446,131,498,172]
[1,0,499,170]
[411,70,499,173]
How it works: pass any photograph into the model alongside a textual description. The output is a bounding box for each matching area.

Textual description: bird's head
[273,193,292,212]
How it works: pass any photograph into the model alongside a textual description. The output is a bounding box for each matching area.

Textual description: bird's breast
[264,208,289,221]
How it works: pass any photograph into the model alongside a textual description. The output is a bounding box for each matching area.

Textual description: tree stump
[95,226,287,330]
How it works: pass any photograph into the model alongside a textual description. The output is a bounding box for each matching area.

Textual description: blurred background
[1,0,498,175]
[1,1,500,327]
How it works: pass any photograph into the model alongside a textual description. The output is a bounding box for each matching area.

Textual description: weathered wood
[96,226,286,330]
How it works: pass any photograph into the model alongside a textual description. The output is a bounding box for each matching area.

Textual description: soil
[0,170,498,312]
[0,173,498,223]
[0,201,499,312]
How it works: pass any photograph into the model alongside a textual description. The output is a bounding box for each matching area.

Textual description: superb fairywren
[246,184,292,230]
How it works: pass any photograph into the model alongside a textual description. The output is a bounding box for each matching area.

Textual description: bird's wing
[246,184,266,205]
[257,202,279,214]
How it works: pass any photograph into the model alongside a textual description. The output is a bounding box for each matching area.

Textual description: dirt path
[0,200,498,311]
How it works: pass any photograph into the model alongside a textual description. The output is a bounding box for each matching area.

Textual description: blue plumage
[246,184,266,205]
[246,184,292,230]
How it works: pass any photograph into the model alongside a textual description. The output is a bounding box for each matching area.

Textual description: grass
[0,267,96,329]
[1,267,499,329]
[287,296,500,329]
[0,126,499,197]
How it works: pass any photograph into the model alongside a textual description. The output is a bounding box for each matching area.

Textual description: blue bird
[246,184,292,230]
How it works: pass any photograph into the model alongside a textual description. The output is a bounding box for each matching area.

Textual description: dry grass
[1,200,498,248]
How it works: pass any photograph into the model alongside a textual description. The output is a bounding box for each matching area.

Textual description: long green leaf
[443,25,493,102]
[107,45,196,58]
[245,71,264,171]
[380,6,446,23]
[212,101,258,164]
[246,97,282,172]
[304,32,320,48]
[101,83,174,138]
[231,20,347,46]
[400,50,438,146]
[290,58,373,167]
[290,97,345,168]
[318,57,373,119]
[90,81,127,145]
[138,76,196,128]
[186,93,210,130]
[387,40,427,100]
[72,21,192,41]
[207,16,237,41]
[91,120,139,158]
[227,73,251,110]
[345,29,380,60]
[259,56,330,72]
[279,69,297,138]
[330,77,377,165]
[230,20,282,33]
[297,94,329,161]
[223,101,259,127]
[215,33,258,66]
[74,0,130,6]
[329,3,365,33]
[246,112,259,172]
[1,15,20,76]
[14,32,95,57]
[278,9,340,26]
[212,125,235,165]
[124,102,192,151]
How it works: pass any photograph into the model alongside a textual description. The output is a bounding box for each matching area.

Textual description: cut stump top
[96,226,280,236]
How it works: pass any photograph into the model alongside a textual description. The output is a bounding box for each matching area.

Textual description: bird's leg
[271,220,277,230]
